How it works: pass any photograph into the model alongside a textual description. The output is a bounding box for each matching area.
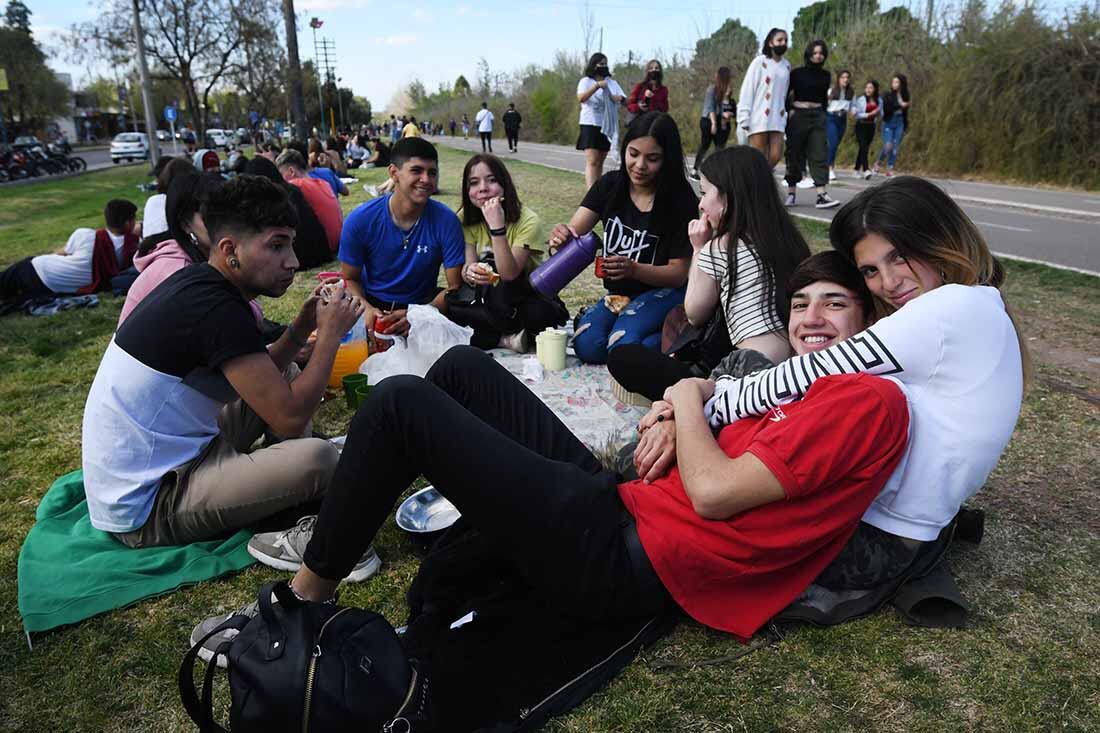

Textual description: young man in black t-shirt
[82,177,378,579]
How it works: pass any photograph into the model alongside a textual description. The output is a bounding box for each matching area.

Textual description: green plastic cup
[342,373,369,409]
[354,381,373,409]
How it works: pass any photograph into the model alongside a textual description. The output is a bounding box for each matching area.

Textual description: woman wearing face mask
[690,67,733,180]
[826,70,854,180]
[627,59,670,121]
[873,74,912,177]
[852,79,883,179]
[736,28,791,167]
[608,145,810,400]
[576,53,627,189]
[454,154,566,351]
[783,40,840,209]
[549,112,698,364]
[699,178,1026,599]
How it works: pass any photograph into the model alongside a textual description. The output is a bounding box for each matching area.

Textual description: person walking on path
[462,113,470,139]
[475,102,494,153]
[826,70,854,181]
[691,66,733,180]
[873,75,911,177]
[737,28,792,168]
[783,40,840,210]
[576,52,627,189]
[627,59,670,121]
[449,118,457,137]
[502,103,523,153]
[852,80,883,179]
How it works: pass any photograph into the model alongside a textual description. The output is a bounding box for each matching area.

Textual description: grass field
[1,151,1098,731]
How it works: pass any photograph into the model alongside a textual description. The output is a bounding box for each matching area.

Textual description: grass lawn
[1,150,1098,731]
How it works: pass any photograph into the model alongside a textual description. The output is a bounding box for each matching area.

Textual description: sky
[24,0,1069,114]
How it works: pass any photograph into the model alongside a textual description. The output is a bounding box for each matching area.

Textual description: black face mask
[647,71,660,82]
[771,44,788,56]
[594,65,609,77]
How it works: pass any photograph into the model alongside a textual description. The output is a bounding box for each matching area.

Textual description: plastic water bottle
[529,232,600,297]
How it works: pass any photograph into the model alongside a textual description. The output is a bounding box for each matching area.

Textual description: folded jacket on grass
[18,469,254,637]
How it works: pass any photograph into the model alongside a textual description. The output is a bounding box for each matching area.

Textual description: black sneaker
[815,193,840,209]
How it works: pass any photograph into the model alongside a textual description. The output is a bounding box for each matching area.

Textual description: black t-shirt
[789,67,831,106]
[116,263,266,402]
[580,171,697,297]
[374,142,391,167]
[503,109,522,130]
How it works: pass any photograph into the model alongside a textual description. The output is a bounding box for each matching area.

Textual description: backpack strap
[178,615,250,733]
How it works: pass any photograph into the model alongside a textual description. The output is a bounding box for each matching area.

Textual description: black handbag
[663,307,732,375]
[180,581,430,732]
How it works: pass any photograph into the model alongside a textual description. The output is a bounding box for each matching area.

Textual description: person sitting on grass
[82,176,378,585]
[338,137,465,339]
[1,199,139,308]
[190,332,909,660]
[277,149,344,253]
[548,112,698,364]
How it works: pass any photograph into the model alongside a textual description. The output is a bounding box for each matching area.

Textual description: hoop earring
[229,257,240,269]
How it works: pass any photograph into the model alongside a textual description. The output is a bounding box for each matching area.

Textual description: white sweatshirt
[705,284,1023,541]
[736,55,791,135]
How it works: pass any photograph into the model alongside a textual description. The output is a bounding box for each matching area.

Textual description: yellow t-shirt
[462,206,545,273]
[401,123,421,138]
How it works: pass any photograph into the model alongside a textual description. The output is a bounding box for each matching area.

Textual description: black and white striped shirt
[696,239,783,346]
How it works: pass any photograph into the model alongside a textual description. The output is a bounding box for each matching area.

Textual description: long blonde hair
[829,175,1031,383]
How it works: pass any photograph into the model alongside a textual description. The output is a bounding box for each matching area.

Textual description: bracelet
[286,323,308,348]
[488,226,507,237]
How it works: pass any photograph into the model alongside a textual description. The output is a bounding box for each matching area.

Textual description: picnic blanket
[17,470,255,638]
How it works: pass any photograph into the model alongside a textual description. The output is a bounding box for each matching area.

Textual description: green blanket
[18,470,255,635]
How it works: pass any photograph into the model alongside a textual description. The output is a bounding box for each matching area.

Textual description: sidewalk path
[430,135,1099,275]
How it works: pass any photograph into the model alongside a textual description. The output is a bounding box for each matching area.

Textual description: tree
[476,58,491,99]
[453,75,471,96]
[282,0,307,139]
[0,2,70,135]
[792,0,881,47]
[228,0,286,123]
[690,18,758,100]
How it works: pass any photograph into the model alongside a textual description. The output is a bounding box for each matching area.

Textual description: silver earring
[188,231,199,246]
[229,257,240,269]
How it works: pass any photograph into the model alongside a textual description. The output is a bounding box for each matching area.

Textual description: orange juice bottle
[328,319,370,388]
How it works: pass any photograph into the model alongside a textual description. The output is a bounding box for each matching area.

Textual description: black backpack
[180,581,430,732]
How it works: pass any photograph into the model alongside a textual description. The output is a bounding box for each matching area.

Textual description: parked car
[205,128,232,149]
[155,129,172,142]
[111,132,154,163]
[234,127,252,144]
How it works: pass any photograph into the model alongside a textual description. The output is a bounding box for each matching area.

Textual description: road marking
[953,195,1100,220]
[991,252,1100,277]
[973,221,1032,232]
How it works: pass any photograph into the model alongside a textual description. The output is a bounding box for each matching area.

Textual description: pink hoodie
[117,239,264,327]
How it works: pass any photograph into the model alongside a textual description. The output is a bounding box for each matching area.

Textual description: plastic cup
[342,373,369,409]
[593,256,606,279]
[354,382,373,408]
[317,271,344,283]
[536,329,567,371]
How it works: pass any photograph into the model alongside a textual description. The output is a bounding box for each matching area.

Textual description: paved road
[431,136,1100,275]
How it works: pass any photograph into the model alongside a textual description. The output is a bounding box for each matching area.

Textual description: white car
[155,130,172,142]
[111,132,153,163]
[205,128,232,149]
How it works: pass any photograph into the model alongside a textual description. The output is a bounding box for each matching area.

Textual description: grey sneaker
[189,599,259,668]
[785,192,796,207]
[247,515,382,582]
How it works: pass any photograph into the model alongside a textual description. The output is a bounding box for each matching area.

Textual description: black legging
[854,123,876,172]
[303,346,668,620]
[479,131,492,152]
[505,129,519,150]
[694,118,730,172]
[607,344,696,402]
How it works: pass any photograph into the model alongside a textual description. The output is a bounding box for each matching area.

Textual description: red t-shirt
[617,374,909,640]
[290,177,343,252]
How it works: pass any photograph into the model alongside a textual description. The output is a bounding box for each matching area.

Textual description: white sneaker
[363,184,379,197]
[784,192,796,207]
[863,170,873,180]
[796,176,815,189]
[829,169,837,181]
[247,515,382,582]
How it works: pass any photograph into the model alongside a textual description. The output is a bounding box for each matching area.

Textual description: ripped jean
[572,287,685,364]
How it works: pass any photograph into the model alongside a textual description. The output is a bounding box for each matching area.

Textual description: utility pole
[336,77,346,130]
[131,0,159,168]
[310,17,324,135]
[282,0,308,140]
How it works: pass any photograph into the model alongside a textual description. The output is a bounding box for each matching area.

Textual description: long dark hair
[601,112,695,245]
[459,153,522,227]
[892,73,910,102]
[583,53,608,79]
[761,28,786,58]
[713,67,731,102]
[640,59,663,86]
[830,69,854,101]
[699,146,811,327]
[152,171,223,262]
[803,39,828,66]
[865,79,881,100]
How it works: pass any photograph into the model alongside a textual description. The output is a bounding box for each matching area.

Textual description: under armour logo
[768,405,788,422]
[415,244,429,255]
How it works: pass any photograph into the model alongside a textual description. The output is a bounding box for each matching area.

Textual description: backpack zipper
[382,665,419,733]
[518,616,658,721]
[302,607,352,733]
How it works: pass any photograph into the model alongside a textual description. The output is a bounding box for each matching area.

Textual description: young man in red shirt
[192,252,905,651]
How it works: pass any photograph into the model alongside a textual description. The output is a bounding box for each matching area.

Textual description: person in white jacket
[736,28,792,167]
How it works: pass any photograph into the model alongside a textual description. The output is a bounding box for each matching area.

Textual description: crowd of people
[7,44,1021,724]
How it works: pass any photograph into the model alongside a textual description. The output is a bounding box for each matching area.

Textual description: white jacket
[736,55,791,135]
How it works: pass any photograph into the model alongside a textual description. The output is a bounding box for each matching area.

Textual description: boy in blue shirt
[339,137,465,336]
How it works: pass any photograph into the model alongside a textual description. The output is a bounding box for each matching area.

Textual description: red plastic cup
[594,256,606,278]
[373,314,390,335]
[317,271,344,283]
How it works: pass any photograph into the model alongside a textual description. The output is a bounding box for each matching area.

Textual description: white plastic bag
[360,305,473,383]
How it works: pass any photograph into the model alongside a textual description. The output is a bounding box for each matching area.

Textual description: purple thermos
[529,232,600,297]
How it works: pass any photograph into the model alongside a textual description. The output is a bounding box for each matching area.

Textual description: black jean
[854,123,876,172]
[479,131,492,152]
[694,118,730,172]
[0,257,52,303]
[303,346,668,620]
[505,129,519,149]
[607,344,696,402]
